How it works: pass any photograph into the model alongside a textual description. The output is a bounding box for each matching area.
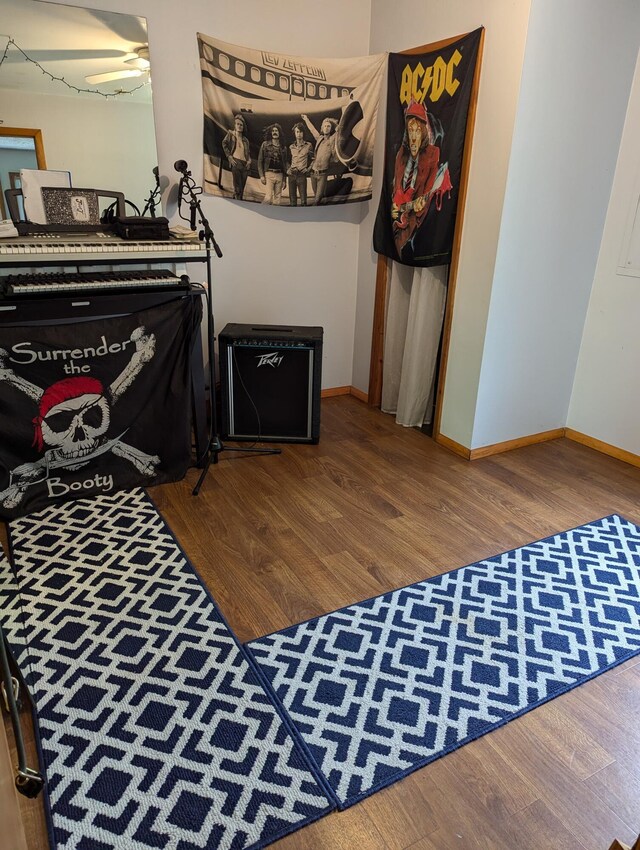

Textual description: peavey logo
[256,352,284,368]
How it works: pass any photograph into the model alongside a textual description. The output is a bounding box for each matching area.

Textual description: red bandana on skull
[32,377,105,452]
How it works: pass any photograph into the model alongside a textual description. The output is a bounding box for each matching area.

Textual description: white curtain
[381,262,448,427]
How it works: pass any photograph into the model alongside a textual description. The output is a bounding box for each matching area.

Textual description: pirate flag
[373,28,482,267]
[0,295,202,520]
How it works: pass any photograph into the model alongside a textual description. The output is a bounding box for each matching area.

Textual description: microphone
[153,165,160,187]
[174,161,196,228]
[173,162,187,218]
[171,158,221,254]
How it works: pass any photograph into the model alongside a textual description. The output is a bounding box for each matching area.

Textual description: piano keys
[0,232,207,266]
[0,269,191,296]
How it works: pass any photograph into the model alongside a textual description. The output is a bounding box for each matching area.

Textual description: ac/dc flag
[373,28,482,267]
[0,295,202,520]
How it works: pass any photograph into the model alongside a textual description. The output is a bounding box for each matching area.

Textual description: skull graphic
[0,327,160,510]
[33,377,110,471]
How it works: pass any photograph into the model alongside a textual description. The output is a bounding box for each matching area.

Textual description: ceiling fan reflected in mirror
[85,45,150,85]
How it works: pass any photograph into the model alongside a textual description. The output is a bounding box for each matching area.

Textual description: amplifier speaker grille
[219,324,323,443]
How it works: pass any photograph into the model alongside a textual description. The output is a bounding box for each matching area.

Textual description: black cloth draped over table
[0,295,202,520]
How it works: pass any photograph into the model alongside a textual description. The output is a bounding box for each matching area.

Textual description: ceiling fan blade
[86,10,148,45]
[85,69,144,85]
[2,49,128,63]
[125,57,151,71]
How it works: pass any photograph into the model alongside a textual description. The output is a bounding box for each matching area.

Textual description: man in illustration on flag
[222,114,252,200]
[258,123,288,205]
[391,98,451,254]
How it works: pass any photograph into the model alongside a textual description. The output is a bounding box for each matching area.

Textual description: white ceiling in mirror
[0,136,36,149]
[0,0,152,101]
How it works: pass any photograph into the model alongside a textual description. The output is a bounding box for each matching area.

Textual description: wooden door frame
[0,127,47,169]
[368,29,485,444]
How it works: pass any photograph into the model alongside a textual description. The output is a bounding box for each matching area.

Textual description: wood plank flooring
[2,395,640,850]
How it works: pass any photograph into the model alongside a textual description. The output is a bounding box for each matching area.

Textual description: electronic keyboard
[0,269,190,297]
[0,232,207,266]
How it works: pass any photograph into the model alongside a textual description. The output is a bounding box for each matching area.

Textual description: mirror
[0,0,161,217]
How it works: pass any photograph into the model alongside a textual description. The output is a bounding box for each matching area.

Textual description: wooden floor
[2,395,640,850]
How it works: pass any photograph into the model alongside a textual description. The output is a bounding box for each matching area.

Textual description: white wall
[472,0,640,450]
[357,0,532,447]
[37,0,371,391]
[1,88,157,212]
[568,47,640,455]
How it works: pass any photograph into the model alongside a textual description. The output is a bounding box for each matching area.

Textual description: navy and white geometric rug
[1,488,334,849]
[246,514,640,808]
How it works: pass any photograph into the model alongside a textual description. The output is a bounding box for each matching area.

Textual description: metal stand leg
[172,164,281,497]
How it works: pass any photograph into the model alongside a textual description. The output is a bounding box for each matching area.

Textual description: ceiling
[0,135,35,149]
[0,0,152,102]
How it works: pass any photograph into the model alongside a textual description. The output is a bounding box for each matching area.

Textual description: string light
[0,36,149,98]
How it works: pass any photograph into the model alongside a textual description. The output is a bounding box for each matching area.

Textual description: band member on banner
[287,122,314,207]
[391,99,451,255]
[258,124,288,205]
[222,114,251,201]
[302,114,339,205]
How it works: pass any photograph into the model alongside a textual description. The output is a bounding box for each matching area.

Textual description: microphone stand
[141,167,162,218]
[174,164,280,496]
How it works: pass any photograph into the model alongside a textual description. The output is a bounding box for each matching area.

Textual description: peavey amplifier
[219,324,323,443]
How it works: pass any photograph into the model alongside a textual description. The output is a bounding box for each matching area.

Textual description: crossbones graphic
[0,326,160,509]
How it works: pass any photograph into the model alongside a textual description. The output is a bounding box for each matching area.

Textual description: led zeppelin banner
[373,28,482,267]
[0,297,201,520]
[198,33,385,206]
